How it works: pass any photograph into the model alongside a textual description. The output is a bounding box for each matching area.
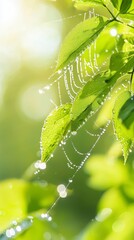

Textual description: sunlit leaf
[41,104,71,162]
[119,13,134,21]
[113,91,134,162]
[0,179,57,233]
[71,72,111,121]
[125,35,134,46]
[95,76,130,127]
[110,0,121,10]
[99,188,127,214]
[73,0,104,11]
[85,153,128,190]
[15,218,63,240]
[56,16,108,69]
[110,51,134,72]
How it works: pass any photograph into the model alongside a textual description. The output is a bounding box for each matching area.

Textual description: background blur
[1,1,134,239]
[0,0,76,179]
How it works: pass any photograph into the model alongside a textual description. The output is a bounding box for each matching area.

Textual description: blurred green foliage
[0,0,134,240]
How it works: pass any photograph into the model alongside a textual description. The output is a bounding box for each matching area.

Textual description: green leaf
[0,179,57,233]
[95,76,130,127]
[124,34,134,46]
[113,91,134,162]
[74,0,103,11]
[71,53,134,129]
[110,52,134,72]
[119,96,134,129]
[14,218,63,240]
[56,16,108,70]
[110,0,121,10]
[111,0,133,13]
[85,154,128,190]
[71,72,111,121]
[41,104,71,161]
[120,0,133,14]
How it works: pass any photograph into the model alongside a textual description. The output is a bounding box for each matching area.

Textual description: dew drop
[71,131,77,136]
[16,226,21,232]
[69,179,73,183]
[34,160,46,170]
[6,228,16,238]
[57,184,67,198]
[12,220,17,226]
[44,85,50,90]
[41,213,52,222]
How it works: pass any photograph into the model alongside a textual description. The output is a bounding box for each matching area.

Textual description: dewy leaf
[71,72,116,130]
[15,218,64,240]
[56,16,108,70]
[110,52,134,72]
[41,104,71,162]
[74,0,103,11]
[71,54,134,129]
[113,91,134,162]
[71,72,111,121]
[0,179,57,233]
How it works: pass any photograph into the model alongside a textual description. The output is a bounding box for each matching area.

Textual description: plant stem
[102,3,116,19]
[116,18,134,29]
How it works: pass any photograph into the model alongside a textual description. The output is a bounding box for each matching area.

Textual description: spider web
[34,8,112,223]
[1,9,129,240]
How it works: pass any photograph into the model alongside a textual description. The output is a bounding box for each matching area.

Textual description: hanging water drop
[57,184,67,198]
[69,179,73,183]
[71,131,77,136]
[6,228,16,238]
[34,160,46,170]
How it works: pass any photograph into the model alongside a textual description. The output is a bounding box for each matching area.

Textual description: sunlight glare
[19,84,57,121]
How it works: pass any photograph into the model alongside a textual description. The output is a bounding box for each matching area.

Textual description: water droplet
[44,85,50,90]
[34,160,46,170]
[16,226,21,232]
[57,184,67,198]
[95,208,112,222]
[12,221,17,226]
[6,228,16,238]
[69,179,73,183]
[71,131,77,136]
[41,213,52,222]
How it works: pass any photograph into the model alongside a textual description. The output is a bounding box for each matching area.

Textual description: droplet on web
[57,184,67,198]
[44,85,50,90]
[34,160,46,170]
[71,131,77,136]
